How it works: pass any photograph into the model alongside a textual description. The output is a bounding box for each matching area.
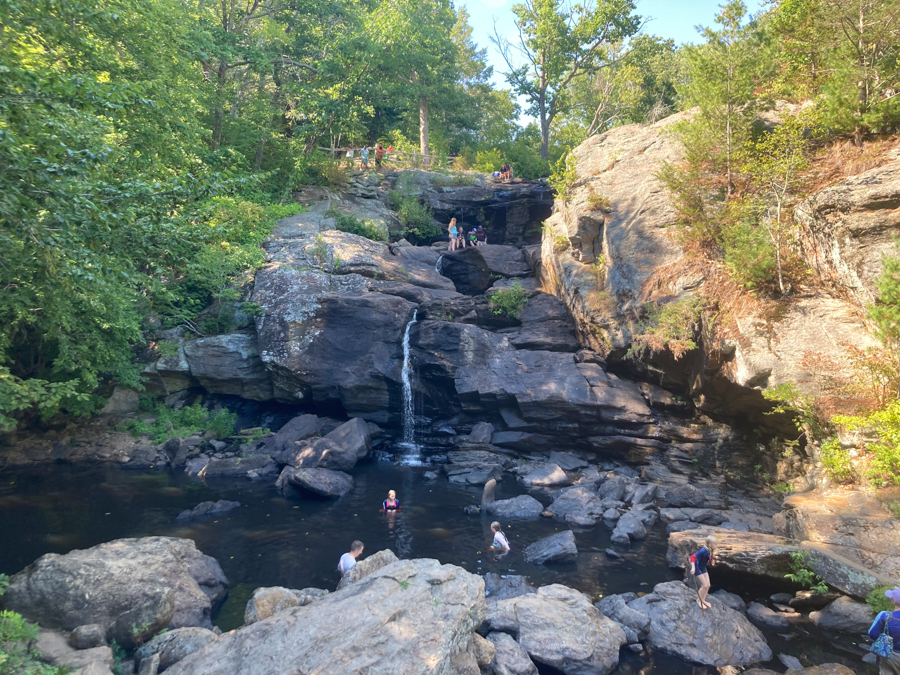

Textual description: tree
[682,0,765,195]
[492,0,641,159]
[741,109,817,295]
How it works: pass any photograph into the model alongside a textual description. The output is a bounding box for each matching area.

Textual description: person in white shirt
[338,540,364,577]
[490,522,510,554]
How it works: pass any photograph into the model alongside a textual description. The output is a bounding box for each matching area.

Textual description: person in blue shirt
[869,587,900,674]
[689,536,717,610]
[381,490,401,512]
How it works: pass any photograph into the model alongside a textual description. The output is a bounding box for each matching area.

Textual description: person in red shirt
[375,143,385,170]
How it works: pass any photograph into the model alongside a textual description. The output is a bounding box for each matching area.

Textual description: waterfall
[400,309,418,450]
[435,255,443,274]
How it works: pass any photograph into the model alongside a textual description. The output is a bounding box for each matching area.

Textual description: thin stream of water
[400,309,418,457]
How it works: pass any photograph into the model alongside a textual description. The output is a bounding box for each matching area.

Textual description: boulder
[183,333,275,401]
[546,487,606,526]
[287,468,354,498]
[135,627,217,671]
[52,646,114,671]
[280,437,358,472]
[486,495,544,520]
[176,500,240,521]
[664,484,706,508]
[627,581,772,666]
[35,629,76,662]
[440,247,493,295]
[2,537,227,632]
[139,654,160,675]
[107,587,176,649]
[520,463,570,487]
[747,602,790,628]
[809,596,875,633]
[165,559,487,675]
[199,454,276,479]
[468,422,495,444]
[628,483,658,506]
[789,590,840,611]
[483,574,537,600]
[69,624,108,650]
[597,476,628,502]
[244,587,301,625]
[337,549,400,590]
[485,632,538,675]
[477,245,532,278]
[481,584,626,675]
[548,451,587,471]
[610,513,647,545]
[711,590,747,613]
[271,414,323,455]
[594,594,651,639]
[667,526,799,579]
[523,531,578,565]
[323,417,372,460]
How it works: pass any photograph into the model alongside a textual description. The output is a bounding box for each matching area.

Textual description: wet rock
[486,495,544,520]
[605,548,622,559]
[778,653,804,670]
[483,574,537,600]
[627,581,772,666]
[244,586,301,625]
[523,531,578,565]
[323,417,371,461]
[135,627,217,671]
[809,596,875,633]
[711,590,747,613]
[611,513,647,544]
[165,558,487,675]
[336,549,400,590]
[200,454,276,478]
[597,476,628,501]
[288,468,354,498]
[3,537,227,632]
[440,247,493,294]
[520,463,570,487]
[468,422,495,444]
[482,584,627,675]
[485,631,538,675]
[747,602,790,628]
[594,594,651,639]
[547,487,606,526]
[664,484,706,508]
[549,451,587,471]
[176,500,241,521]
[70,624,108,650]
[770,592,794,604]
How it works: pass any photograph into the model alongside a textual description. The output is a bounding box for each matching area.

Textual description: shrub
[833,401,900,487]
[549,152,578,201]
[207,408,238,439]
[473,148,503,173]
[629,296,704,359]
[0,574,64,675]
[586,192,611,212]
[325,209,386,242]
[818,437,857,483]
[127,401,233,444]
[489,281,528,318]
[868,584,896,614]
[785,551,829,595]
[396,198,440,240]
[308,235,328,266]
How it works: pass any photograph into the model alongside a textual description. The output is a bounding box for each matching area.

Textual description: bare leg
[698,573,711,608]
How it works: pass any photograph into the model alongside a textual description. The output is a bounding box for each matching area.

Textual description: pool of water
[0,454,874,674]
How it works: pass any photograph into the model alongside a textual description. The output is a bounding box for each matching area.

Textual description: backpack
[872,612,895,657]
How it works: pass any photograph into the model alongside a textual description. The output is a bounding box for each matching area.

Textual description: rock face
[667,526,799,579]
[627,581,772,666]
[440,247,493,295]
[337,549,401,590]
[537,108,889,428]
[523,530,578,565]
[135,627,218,671]
[183,333,275,401]
[481,584,626,675]
[2,537,228,634]
[165,558,487,675]
[485,632,538,675]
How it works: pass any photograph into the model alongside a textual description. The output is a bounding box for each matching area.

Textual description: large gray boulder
[325,417,372,460]
[337,549,400,590]
[520,463,569,487]
[135,627,218,671]
[610,512,647,545]
[270,414,323,455]
[165,559,487,675]
[626,581,772,666]
[809,595,876,633]
[284,467,354,498]
[183,333,275,401]
[279,437,358,472]
[243,587,301,625]
[523,530,578,565]
[481,584,626,675]
[440,247,493,295]
[2,537,227,634]
[667,526,799,579]
[594,593,650,641]
[486,495,544,520]
[477,245,531,278]
[546,487,606,526]
[485,632,538,675]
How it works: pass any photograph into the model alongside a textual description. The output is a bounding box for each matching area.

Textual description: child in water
[381,490,401,512]
[490,521,510,553]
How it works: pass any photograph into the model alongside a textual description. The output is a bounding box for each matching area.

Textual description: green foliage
[833,401,900,487]
[490,281,529,318]
[549,152,579,201]
[869,241,900,360]
[868,585,896,614]
[785,551,829,594]
[388,180,440,241]
[474,149,504,173]
[326,210,387,242]
[629,296,704,360]
[818,437,857,484]
[0,574,64,674]
[127,402,234,444]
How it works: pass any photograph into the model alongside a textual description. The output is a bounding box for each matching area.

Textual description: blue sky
[456,0,767,123]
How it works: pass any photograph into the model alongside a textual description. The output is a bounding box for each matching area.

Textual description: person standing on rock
[338,540,364,577]
[690,536,716,610]
[360,146,369,169]
[490,522,510,554]
[869,588,900,674]
[448,218,459,251]
[375,143,385,170]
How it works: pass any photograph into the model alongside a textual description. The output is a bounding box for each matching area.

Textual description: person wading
[338,540,364,578]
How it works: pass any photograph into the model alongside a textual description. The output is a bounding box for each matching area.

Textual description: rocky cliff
[539,113,898,432]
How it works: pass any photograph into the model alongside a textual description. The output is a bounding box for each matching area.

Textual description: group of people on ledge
[447,218,487,250]
[343,143,389,170]
[492,163,513,182]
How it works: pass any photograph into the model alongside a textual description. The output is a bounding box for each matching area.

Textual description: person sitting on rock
[467,228,478,247]
[490,521,510,554]
[457,222,467,248]
[476,226,487,246]
[381,490,401,512]
[869,587,900,673]
[338,540,364,577]
[690,536,716,610]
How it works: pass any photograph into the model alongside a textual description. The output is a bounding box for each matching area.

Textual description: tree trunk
[211,62,228,150]
[419,97,429,165]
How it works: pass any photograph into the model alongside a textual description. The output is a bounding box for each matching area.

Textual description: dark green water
[0,456,872,674]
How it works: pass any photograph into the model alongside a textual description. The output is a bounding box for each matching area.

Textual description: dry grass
[803,135,900,193]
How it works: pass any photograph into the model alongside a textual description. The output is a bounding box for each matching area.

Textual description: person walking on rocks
[375,143,385,170]
[448,218,459,251]
[360,145,369,169]
[690,535,716,610]
[490,522,510,554]
[338,540,364,577]
[869,588,900,674]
